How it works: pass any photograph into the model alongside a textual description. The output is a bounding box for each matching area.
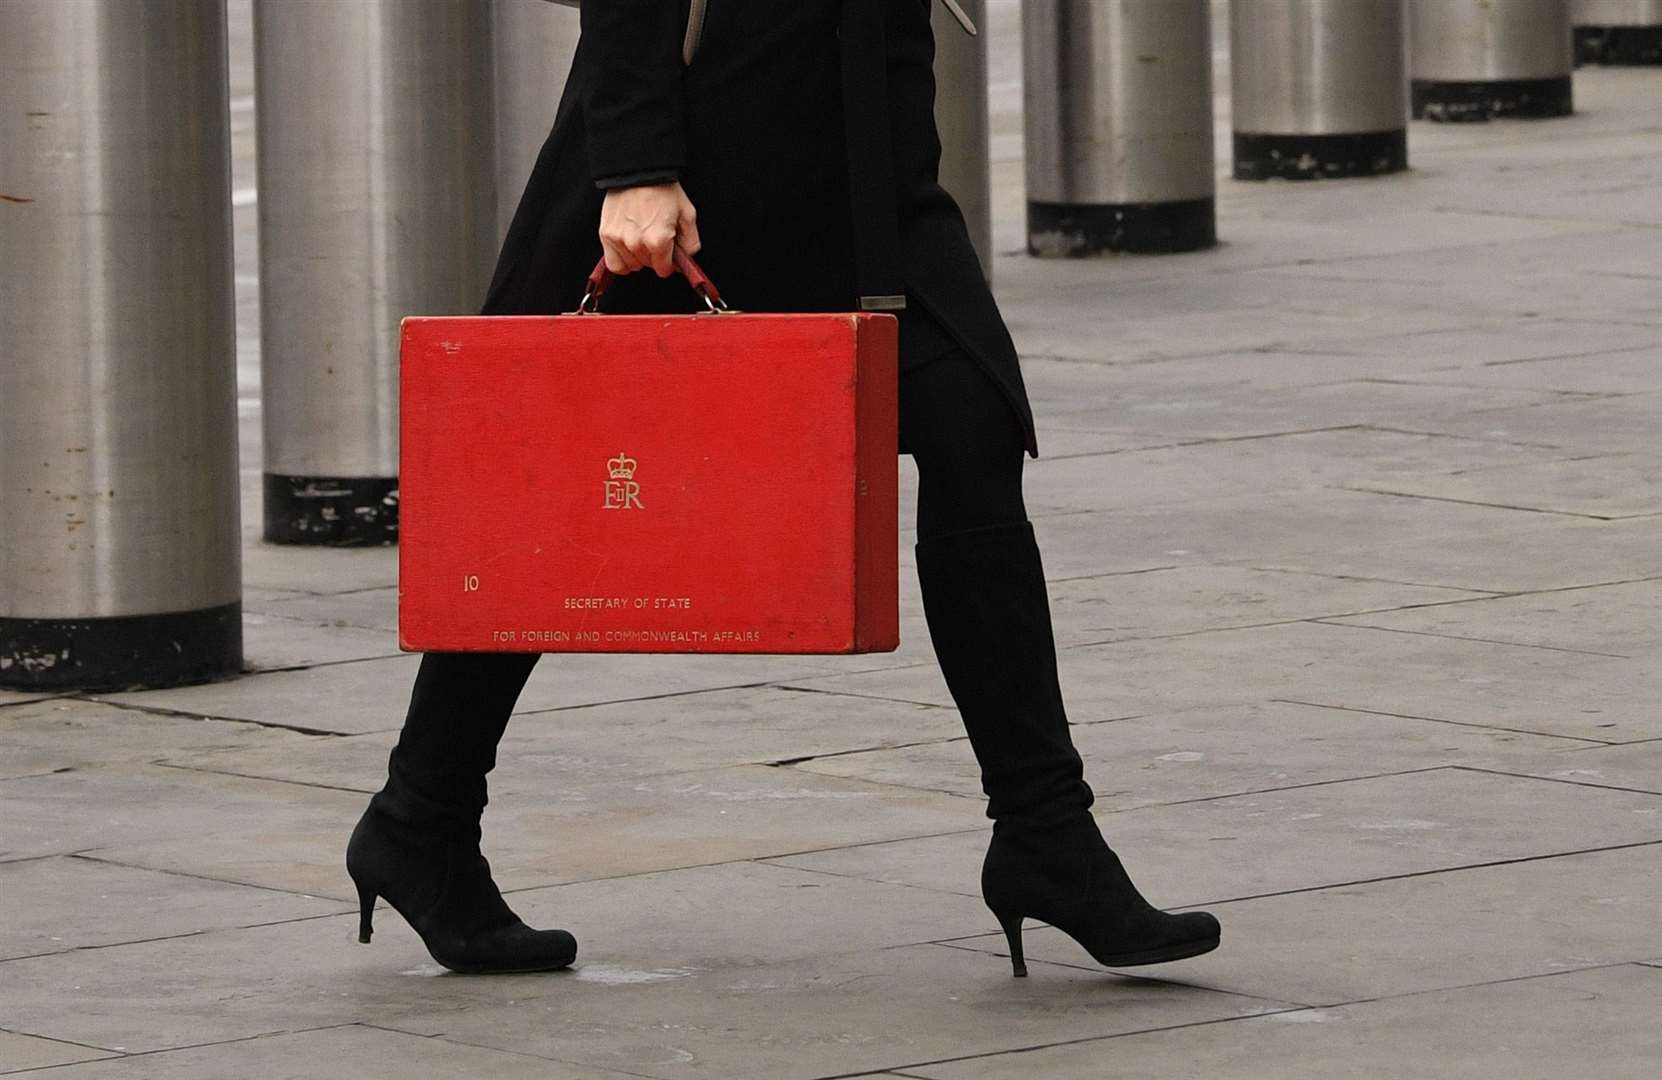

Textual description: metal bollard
[253,0,497,545]
[1023,0,1216,255]
[1231,0,1408,181]
[493,0,580,241]
[1410,0,1575,121]
[0,0,242,689]
[1574,0,1662,64]
[933,0,993,279]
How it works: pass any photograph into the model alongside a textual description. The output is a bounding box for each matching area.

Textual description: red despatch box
[398,309,899,654]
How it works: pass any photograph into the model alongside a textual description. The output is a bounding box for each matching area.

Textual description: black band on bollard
[1412,76,1574,122]
[1027,198,1216,256]
[1233,130,1408,182]
[1575,26,1662,66]
[264,474,399,546]
[0,603,242,692]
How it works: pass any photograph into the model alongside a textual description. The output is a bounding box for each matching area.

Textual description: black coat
[484,0,1039,457]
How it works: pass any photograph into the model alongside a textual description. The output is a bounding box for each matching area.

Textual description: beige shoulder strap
[684,0,708,64]
[939,0,978,36]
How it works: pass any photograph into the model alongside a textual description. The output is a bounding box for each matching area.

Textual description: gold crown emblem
[607,452,638,480]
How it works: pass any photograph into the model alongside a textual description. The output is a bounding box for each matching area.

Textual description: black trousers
[373,349,1078,832]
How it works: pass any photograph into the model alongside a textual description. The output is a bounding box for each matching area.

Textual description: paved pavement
[4,3,1660,1077]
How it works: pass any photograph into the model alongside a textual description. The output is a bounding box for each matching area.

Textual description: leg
[369,651,541,837]
[900,350,1091,825]
[348,651,575,973]
[900,350,1220,972]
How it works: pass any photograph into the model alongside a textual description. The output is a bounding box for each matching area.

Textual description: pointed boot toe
[983,814,1221,975]
[348,807,576,975]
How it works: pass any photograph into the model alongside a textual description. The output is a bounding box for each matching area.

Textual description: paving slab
[1403,345,1662,396]
[239,609,403,671]
[1028,349,1470,395]
[430,860,993,977]
[0,689,64,708]
[1409,391,1662,457]
[1325,577,1662,657]
[164,683,965,793]
[1201,205,1610,276]
[1268,232,1662,326]
[468,765,984,889]
[471,652,865,717]
[0,698,286,780]
[787,620,1662,742]
[0,913,584,1055]
[1019,428,1578,516]
[1347,452,1662,520]
[908,964,1662,1080]
[0,1031,115,1074]
[1011,295,1475,370]
[240,542,398,595]
[947,844,1662,1007]
[0,856,342,961]
[1434,145,1662,229]
[1023,487,1662,594]
[998,209,1608,307]
[770,768,1662,908]
[95,655,422,735]
[0,764,364,894]
[41,760,981,901]
[1044,564,1473,648]
[244,586,400,632]
[92,650,851,739]
[1462,740,1662,797]
[1235,494,1662,594]
[15,1026,636,1080]
[1025,376,1566,443]
[795,701,1588,812]
[378,942,1290,1080]
[1287,317,1659,372]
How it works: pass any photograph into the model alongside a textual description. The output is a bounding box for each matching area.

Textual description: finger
[620,233,656,274]
[646,229,676,278]
[601,239,631,275]
[677,214,702,257]
[612,237,644,274]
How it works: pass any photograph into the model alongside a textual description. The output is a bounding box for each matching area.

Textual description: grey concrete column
[0,0,242,689]
[253,0,496,545]
[1231,0,1408,181]
[494,0,580,241]
[1574,0,1662,64]
[933,0,992,280]
[1410,0,1574,120]
[1023,0,1216,255]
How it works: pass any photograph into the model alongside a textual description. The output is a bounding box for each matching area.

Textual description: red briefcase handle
[578,246,728,314]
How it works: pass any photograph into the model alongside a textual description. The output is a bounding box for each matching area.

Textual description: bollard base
[1575,26,1662,66]
[1027,199,1216,256]
[1233,130,1408,182]
[0,603,243,691]
[1412,77,1573,122]
[264,474,400,546]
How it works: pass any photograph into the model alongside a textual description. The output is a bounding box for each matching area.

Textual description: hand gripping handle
[578,247,728,314]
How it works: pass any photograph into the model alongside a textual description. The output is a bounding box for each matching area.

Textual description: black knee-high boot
[914,520,1221,974]
[347,652,576,973]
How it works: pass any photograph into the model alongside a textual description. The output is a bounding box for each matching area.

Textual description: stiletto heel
[982,816,1220,974]
[345,805,576,973]
[996,911,1028,977]
[355,879,376,944]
